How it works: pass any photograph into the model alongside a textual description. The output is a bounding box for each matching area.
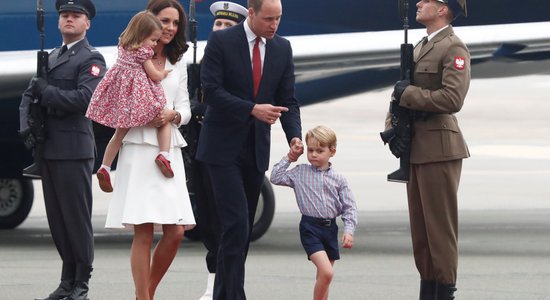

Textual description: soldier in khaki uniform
[385,0,469,299]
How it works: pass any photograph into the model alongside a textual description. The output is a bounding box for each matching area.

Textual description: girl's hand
[162,69,172,79]
[342,233,354,249]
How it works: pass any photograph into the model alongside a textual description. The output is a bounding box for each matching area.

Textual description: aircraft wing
[2,22,550,102]
[288,21,550,84]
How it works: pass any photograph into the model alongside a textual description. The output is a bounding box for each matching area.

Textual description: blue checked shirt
[270,156,357,234]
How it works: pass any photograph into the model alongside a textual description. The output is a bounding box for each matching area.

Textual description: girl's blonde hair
[305,125,337,149]
[119,10,162,51]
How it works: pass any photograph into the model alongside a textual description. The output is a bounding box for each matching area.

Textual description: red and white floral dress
[86,45,166,128]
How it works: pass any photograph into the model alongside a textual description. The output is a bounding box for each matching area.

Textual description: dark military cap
[437,0,467,18]
[56,0,96,20]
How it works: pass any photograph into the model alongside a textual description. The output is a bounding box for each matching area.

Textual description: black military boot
[65,281,90,300]
[34,280,74,300]
[64,265,92,300]
[419,279,436,300]
[435,282,457,300]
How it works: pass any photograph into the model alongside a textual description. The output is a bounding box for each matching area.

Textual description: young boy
[270,125,357,300]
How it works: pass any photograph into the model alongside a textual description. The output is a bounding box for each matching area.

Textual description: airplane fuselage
[1,0,549,51]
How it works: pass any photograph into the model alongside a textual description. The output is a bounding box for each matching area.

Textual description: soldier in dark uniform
[19,0,106,299]
[385,0,469,299]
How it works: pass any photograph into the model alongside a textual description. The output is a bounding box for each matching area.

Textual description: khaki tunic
[400,25,470,163]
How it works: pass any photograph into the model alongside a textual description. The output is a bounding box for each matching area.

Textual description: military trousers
[407,159,462,284]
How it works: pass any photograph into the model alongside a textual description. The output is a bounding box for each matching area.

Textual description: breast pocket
[415,61,441,87]
[50,70,77,90]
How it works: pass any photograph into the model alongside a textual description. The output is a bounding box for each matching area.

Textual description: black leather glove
[30,77,48,98]
[19,127,36,150]
[388,133,410,158]
[392,79,410,104]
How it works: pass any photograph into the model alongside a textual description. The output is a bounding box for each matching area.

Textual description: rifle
[21,0,48,178]
[379,0,414,183]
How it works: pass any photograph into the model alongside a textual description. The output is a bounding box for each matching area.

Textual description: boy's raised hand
[288,138,304,162]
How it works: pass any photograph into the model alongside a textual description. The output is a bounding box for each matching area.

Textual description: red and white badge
[454,56,465,70]
[90,64,101,77]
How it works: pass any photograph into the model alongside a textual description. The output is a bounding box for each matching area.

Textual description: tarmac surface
[1,75,549,299]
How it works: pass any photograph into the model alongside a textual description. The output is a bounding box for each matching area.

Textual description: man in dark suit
[385,0,469,299]
[19,0,105,299]
[196,0,302,298]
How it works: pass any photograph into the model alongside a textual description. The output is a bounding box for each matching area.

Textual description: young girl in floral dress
[86,11,174,192]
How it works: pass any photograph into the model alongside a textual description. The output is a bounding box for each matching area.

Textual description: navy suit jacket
[196,23,301,172]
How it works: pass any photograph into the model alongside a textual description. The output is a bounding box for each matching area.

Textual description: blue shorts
[299,215,340,261]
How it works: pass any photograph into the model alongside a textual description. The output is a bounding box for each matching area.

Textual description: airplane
[1,0,550,240]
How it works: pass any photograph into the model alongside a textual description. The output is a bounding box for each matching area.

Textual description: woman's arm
[172,59,191,127]
[145,59,190,128]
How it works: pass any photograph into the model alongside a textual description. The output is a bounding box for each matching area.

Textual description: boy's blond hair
[305,125,337,149]
[119,10,162,51]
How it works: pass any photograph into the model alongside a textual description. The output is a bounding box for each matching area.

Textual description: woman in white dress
[104,1,195,299]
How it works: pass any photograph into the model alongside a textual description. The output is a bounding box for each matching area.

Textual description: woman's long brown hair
[146,0,189,65]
